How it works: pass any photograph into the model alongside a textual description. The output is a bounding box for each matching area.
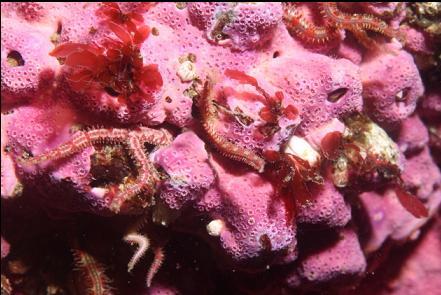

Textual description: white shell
[177,60,197,82]
[284,135,320,166]
[206,219,224,237]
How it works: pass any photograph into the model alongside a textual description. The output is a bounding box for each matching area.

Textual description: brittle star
[284,2,404,49]
[71,248,113,294]
[123,231,165,287]
[198,78,266,173]
[19,126,173,213]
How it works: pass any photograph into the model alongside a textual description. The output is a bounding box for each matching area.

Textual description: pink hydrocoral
[1,3,105,46]
[1,2,440,294]
[359,186,441,253]
[5,99,96,211]
[3,2,46,22]
[287,227,366,286]
[142,2,302,128]
[361,47,424,128]
[143,3,261,126]
[396,114,429,154]
[188,2,283,51]
[187,2,231,30]
[401,25,434,55]
[401,147,441,201]
[305,118,346,151]
[207,156,297,264]
[1,236,10,260]
[6,99,91,181]
[154,131,215,210]
[336,37,364,65]
[1,114,22,199]
[1,17,58,104]
[146,282,179,295]
[419,87,441,121]
[56,3,103,43]
[374,217,441,295]
[346,215,441,295]
[195,187,223,213]
[355,2,403,17]
[1,2,163,125]
[297,179,351,228]
[261,52,363,135]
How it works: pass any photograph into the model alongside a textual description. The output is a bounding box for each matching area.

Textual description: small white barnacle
[284,135,321,166]
[206,219,224,237]
[177,60,197,82]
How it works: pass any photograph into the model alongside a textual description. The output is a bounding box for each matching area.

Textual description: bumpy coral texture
[262,52,363,135]
[207,156,297,264]
[296,179,351,228]
[291,228,366,285]
[154,131,215,210]
[1,18,58,104]
[361,46,424,128]
[1,2,440,295]
[396,114,429,154]
[188,2,283,51]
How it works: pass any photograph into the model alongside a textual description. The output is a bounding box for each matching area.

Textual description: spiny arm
[20,128,129,165]
[199,79,265,173]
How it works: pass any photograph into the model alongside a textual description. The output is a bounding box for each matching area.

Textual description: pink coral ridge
[361,46,424,128]
[1,2,440,294]
[154,131,215,210]
[1,17,58,104]
[207,156,297,264]
[293,228,366,285]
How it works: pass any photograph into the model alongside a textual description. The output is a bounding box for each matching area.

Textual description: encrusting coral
[1,2,440,294]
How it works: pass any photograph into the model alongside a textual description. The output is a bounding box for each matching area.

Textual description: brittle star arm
[108,133,161,212]
[123,232,150,273]
[18,126,173,213]
[146,246,165,288]
[199,79,265,173]
[19,128,130,165]
[71,248,113,294]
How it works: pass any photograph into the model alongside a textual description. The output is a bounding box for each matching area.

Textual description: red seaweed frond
[51,3,162,102]
[263,150,323,222]
[97,2,145,34]
[224,69,299,138]
[320,131,343,160]
[97,2,155,25]
[394,185,429,219]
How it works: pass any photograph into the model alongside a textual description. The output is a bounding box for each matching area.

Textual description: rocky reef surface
[1,2,440,295]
